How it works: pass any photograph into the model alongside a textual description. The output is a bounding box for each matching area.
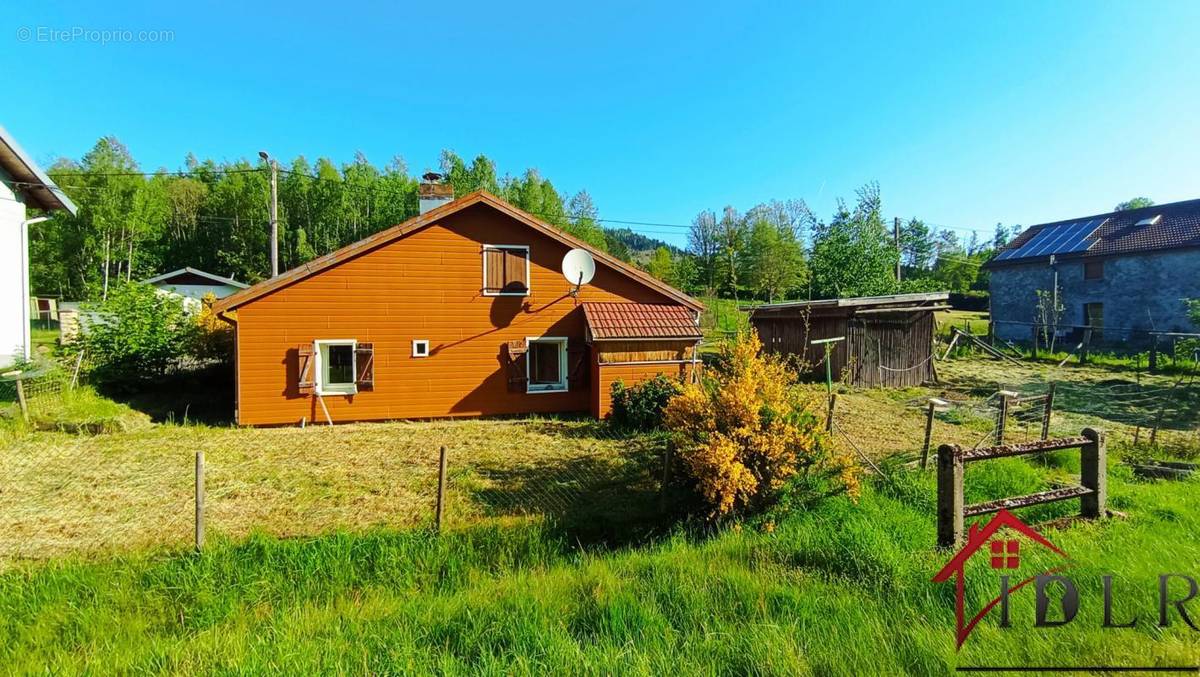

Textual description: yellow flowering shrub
[193,293,234,361]
[663,330,860,517]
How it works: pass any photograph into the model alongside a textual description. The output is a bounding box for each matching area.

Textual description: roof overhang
[213,191,703,314]
[0,125,77,215]
[751,292,950,318]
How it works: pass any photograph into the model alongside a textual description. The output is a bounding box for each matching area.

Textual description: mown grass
[0,419,666,563]
[1,457,1197,674]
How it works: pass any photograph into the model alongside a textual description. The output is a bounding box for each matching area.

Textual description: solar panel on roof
[994,218,1105,262]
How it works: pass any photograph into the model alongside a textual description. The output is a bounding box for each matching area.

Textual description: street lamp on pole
[259,150,279,277]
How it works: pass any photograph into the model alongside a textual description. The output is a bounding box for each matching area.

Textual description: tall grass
[2,456,1197,674]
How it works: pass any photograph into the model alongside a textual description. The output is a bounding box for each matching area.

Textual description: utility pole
[894,216,902,282]
[259,150,279,277]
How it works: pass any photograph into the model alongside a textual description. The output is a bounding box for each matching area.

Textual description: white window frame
[412,339,430,358]
[525,336,568,394]
[313,339,358,396]
[482,244,531,297]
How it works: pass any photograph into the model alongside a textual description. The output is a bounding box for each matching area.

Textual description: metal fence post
[1080,428,1106,519]
[921,401,937,469]
[660,442,673,511]
[937,444,964,548]
[995,393,1011,446]
[435,446,448,531]
[195,451,205,551]
[825,392,837,433]
[1041,383,1056,440]
[1149,404,1165,446]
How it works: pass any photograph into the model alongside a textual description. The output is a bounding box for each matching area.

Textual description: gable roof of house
[212,191,703,314]
[143,267,249,289]
[0,125,77,215]
[985,198,1200,269]
[583,302,702,340]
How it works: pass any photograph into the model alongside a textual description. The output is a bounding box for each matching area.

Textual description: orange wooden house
[212,188,703,426]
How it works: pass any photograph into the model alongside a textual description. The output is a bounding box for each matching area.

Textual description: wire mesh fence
[4,341,1199,566]
[0,417,674,567]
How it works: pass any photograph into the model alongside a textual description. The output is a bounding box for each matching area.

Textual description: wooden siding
[753,311,936,387]
[595,340,697,364]
[234,203,683,425]
[592,360,694,419]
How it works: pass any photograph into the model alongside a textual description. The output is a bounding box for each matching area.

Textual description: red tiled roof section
[583,302,702,340]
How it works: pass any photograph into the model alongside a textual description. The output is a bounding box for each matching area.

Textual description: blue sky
[5,1,1200,247]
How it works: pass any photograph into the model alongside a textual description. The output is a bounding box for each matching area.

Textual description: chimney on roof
[419,172,454,214]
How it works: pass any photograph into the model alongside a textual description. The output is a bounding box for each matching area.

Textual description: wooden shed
[749,292,949,387]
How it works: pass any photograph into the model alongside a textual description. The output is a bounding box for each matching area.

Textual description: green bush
[76,282,198,386]
[609,375,683,430]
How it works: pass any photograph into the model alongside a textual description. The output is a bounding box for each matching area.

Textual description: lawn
[2,352,1199,673]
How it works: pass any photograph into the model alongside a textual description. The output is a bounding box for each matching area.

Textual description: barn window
[483,245,530,296]
[314,339,358,395]
[412,339,429,357]
[1083,260,1104,280]
[526,337,568,393]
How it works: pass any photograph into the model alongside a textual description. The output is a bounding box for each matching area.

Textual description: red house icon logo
[932,509,1071,649]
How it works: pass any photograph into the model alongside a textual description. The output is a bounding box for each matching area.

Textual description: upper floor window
[483,245,530,296]
[1083,260,1104,281]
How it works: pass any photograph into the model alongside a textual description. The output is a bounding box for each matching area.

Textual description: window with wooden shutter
[355,343,374,390]
[313,339,358,396]
[483,245,529,296]
[526,337,568,393]
[505,340,528,392]
[297,344,315,395]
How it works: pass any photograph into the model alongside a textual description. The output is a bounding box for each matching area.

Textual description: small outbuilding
[749,292,949,387]
[143,267,248,311]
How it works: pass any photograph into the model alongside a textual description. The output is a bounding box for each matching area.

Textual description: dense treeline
[670,182,1013,302]
[30,136,1011,303]
[31,139,617,300]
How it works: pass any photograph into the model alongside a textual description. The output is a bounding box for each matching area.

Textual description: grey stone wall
[989,248,1200,346]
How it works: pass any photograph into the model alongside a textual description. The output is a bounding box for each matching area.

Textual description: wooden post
[1031,325,1039,359]
[1041,383,1056,441]
[921,400,937,469]
[1149,336,1159,373]
[435,446,448,531]
[14,377,28,422]
[194,451,205,551]
[1080,428,1106,519]
[825,392,837,433]
[937,444,965,548]
[1080,329,1092,364]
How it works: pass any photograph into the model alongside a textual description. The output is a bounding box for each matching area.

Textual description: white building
[142,267,248,312]
[0,125,77,368]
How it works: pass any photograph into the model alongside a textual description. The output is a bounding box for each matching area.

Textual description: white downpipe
[19,217,50,361]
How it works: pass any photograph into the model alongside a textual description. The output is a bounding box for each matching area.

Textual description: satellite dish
[564,246,597,294]
[561,249,596,291]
